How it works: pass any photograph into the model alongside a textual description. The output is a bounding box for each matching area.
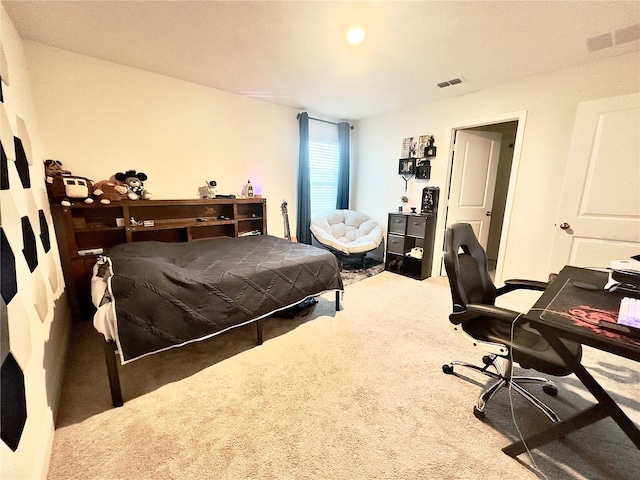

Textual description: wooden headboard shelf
[51,197,267,318]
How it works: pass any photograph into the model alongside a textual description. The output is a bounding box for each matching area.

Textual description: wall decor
[415,159,431,180]
[398,158,415,191]
[418,135,437,158]
[400,137,418,158]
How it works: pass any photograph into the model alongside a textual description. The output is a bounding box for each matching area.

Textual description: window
[309,122,340,219]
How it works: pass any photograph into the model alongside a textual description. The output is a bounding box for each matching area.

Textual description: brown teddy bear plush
[92,177,129,204]
[44,159,96,206]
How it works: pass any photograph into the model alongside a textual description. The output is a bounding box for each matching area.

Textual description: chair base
[443,355,560,423]
[333,250,369,271]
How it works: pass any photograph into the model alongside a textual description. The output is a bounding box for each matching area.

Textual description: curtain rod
[297,113,354,130]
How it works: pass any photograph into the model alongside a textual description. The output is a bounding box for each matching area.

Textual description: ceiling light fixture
[347,25,366,46]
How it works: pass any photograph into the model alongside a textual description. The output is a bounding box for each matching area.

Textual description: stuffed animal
[197,180,217,198]
[114,170,152,200]
[44,160,95,206]
[44,159,71,177]
[92,177,129,204]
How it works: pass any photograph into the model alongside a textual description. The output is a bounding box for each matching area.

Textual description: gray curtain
[336,122,350,209]
[296,112,312,244]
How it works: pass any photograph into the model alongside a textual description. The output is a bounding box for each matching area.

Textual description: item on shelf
[78,248,104,257]
[44,159,70,177]
[399,195,408,212]
[420,135,437,157]
[44,159,97,207]
[238,230,262,236]
[246,180,254,198]
[114,170,152,200]
[92,177,129,204]
[197,180,217,199]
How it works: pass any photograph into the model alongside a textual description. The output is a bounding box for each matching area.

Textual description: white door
[446,130,502,248]
[550,93,640,272]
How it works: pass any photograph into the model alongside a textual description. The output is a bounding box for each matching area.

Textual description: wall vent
[614,23,640,45]
[586,32,613,52]
[437,78,463,88]
[586,23,640,53]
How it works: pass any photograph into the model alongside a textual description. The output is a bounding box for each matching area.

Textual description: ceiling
[3,1,639,121]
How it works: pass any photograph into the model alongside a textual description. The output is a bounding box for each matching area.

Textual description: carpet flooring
[47,272,639,479]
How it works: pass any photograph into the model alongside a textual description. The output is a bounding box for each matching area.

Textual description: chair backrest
[443,223,497,313]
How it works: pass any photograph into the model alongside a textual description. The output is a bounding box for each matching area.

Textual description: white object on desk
[618,297,640,328]
[605,259,640,291]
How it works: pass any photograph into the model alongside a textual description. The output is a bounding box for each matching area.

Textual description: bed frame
[103,292,341,407]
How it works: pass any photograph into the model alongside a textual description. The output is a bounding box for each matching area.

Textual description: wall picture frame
[401,137,418,158]
[398,158,416,175]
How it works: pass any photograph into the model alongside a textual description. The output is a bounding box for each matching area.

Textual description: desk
[503,266,640,457]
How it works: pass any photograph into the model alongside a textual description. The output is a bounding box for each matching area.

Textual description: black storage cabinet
[385,187,439,280]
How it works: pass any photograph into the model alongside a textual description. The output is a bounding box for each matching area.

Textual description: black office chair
[442,223,582,421]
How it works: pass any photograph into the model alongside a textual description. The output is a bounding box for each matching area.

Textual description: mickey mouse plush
[114,170,152,200]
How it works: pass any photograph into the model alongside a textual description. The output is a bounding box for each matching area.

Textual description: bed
[92,234,344,406]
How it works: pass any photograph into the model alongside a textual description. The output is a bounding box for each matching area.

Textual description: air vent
[586,23,640,53]
[586,32,614,52]
[614,23,640,45]
[437,78,463,88]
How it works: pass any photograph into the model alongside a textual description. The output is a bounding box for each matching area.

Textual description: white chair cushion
[310,210,383,255]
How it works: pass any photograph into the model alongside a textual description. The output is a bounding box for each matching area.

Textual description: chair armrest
[497,278,548,296]
[450,303,521,325]
[467,303,522,323]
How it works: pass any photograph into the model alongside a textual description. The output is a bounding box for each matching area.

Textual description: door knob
[559,223,571,230]
[485,211,492,216]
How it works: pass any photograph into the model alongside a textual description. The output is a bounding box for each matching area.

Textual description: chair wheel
[442,364,454,374]
[473,406,485,419]
[543,384,558,396]
[482,355,494,365]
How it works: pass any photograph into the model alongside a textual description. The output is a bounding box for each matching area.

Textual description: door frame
[439,111,528,285]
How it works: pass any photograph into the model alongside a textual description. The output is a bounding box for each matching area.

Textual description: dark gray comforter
[104,235,343,362]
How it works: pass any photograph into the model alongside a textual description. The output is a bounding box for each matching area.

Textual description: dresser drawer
[406,217,427,238]
[388,215,407,235]
[387,234,405,254]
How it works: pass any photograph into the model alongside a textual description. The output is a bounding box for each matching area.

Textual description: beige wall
[353,52,640,282]
[0,5,71,479]
[24,41,303,238]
